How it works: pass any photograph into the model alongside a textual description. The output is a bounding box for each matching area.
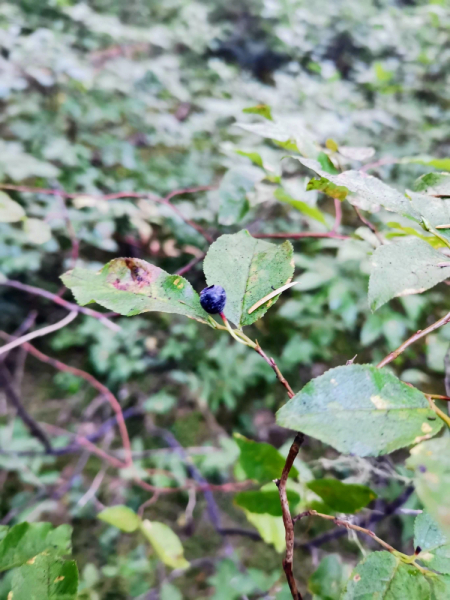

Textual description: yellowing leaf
[0,192,25,223]
[140,520,189,570]
[98,505,141,533]
[61,258,210,324]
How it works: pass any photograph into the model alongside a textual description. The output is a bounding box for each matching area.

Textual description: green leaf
[23,218,52,245]
[0,191,25,223]
[317,152,339,175]
[402,156,450,172]
[413,173,450,197]
[407,191,450,243]
[276,364,442,457]
[307,479,377,514]
[306,177,348,201]
[203,230,294,327]
[414,512,450,574]
[236,150,264,169]
[0,523,72,572]
[407,438,450,537]
[61,258,210,324]
[140,520,189,570]
[10,554,78,600]
[429,574,450,600]
[218,167,263,226]
[235,121,319,158]
[368,237,450,311]
[274,188,327,225]
[98,505,141,533]
[244,512,285,553]
[234,433,298,483]
[160,582,183,600]
[242,104,273,121]
[308,554,344,600]
[341,551,430,599]
[298,158,418,217]
[234,489,300,516]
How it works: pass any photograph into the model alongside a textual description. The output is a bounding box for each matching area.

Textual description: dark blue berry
[200,285,226,314]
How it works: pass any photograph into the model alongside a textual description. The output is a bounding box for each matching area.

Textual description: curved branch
[1,280,120,332]
[377,310,450,368]
[0,311,77,357]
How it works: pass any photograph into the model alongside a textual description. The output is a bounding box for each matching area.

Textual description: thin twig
[359,157,399,172]
[0,364,52,453]
[293,510,397,554]
[332,198,342,233]
[0,332,133,467]
[255,342,295,398]
[0,311,77,357]
[377,310,450,368]
[0,184,215,243]
[353,206,384,244]
[77,466,108,507]
[426,395,450,429]
[175,253,205,276]
[275,433,305,600]
[301,486,414,549]
[1,280,120,332]
[42,422,126,469]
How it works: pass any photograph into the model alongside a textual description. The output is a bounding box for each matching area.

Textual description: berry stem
[219,313,252,347]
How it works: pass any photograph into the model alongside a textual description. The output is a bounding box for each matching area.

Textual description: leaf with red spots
[61,258,210,323]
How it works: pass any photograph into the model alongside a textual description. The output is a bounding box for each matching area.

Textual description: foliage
[2,0,450,598]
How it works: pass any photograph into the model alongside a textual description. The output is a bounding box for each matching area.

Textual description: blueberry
[200,285,227,314]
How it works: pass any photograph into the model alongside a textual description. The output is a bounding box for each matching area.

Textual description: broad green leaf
[276,364,442,457]
[203,230,294,327]
[341,552,429,600]
[244,512,285,553]
[407,438,450,536]
[414,512,450,574]
[23,218,52,245]
[368,237,450,311]
[234,489,300,517]
[140,520,189,570]
[298,158,419,218]
[0,191,25,223]
[242,104,273,121]
[402,156,450,172]
[0,523,72,572]
[98,505,141,533]
[61,258,210,324]
[218,167,263,226]
[414,173,450,197]
[429,575,450,600]
[306,177,348,201]
[274,188,327,225]
[234,433,298,483]
[307,479,377,514]
[10,554,78,600]
[308,554,344,600]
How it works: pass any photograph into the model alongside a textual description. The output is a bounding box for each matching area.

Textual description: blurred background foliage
[1,0,450,598]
